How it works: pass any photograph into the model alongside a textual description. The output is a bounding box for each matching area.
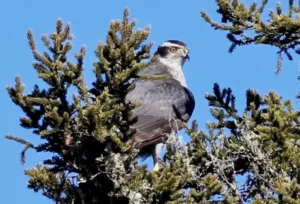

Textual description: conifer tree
[6,9,152,203]
[201,0,300,72]
[6,3,300,204]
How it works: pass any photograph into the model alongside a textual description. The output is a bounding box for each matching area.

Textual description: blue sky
[1,1,299,203]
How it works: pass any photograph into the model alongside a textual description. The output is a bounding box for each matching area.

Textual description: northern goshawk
[126,40,195,170]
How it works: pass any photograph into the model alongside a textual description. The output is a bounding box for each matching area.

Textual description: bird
[126,40,195,171]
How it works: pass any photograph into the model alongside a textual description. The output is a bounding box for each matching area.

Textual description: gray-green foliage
[201,0,300,73]
[6,3,300,204]
[7,9,152,203]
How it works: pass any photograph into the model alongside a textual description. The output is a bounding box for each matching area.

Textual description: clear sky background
[1,1,299,203]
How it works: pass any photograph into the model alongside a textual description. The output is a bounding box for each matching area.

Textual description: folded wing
[126,78,195,150]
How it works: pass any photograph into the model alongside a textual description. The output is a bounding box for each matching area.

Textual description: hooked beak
[185,52,190,61]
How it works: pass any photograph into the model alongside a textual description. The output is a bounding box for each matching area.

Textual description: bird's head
[154,40,190,66]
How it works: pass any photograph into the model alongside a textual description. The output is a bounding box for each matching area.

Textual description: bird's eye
[169,47,178,53]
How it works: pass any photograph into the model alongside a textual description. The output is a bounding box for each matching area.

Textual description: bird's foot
[153,162,160,172]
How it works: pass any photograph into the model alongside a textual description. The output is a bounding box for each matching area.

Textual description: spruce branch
[6,8,156,204]
[5,135,35,164]
[201,0,300,72]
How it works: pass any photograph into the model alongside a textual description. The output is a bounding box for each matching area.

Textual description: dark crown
[165,40,187,47]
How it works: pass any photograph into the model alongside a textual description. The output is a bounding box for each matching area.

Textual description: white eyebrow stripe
[160,42,182,48]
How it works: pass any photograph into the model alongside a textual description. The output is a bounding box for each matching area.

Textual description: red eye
[169,47,177,53]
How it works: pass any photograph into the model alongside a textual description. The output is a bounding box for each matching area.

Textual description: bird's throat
[158,58,187,87]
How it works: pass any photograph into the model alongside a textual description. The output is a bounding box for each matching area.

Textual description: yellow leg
[152,150,160,172]
[152,143,163,172]
[153,162,160,172]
